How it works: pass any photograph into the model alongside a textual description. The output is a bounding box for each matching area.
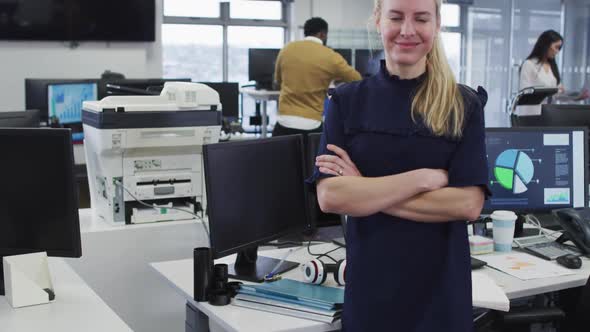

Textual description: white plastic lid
[490,210,517,222]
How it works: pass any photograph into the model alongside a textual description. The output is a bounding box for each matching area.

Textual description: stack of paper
[234,279,344,323]
[479,252,575,280]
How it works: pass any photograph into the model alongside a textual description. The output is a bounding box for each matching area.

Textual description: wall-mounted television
[0,0,155,42]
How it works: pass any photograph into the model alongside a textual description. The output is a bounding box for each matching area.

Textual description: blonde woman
[308,0,488,330]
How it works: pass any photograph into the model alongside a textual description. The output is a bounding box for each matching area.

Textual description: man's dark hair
[304,17,328,37]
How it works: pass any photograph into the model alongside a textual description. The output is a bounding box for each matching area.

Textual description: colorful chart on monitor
[493,149,534,194]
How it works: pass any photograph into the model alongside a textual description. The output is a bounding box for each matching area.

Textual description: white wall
[294,0,374,31]
[0,0,374,111]
[0,0,164,111]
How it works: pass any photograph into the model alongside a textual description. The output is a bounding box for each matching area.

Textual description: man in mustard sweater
[273,17,361,140]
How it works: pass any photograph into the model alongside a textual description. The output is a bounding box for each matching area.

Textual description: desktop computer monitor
[248,48,280,90]
[47,82,98,142]
[203,135,311,282]
[333,48,352,65]
[483,127,587,214]
[513,104,590,128]
[541,104,590,127]
[25,79,98,122]
[0,128,82,296]
[200,82,239,119]
[48,82,98,125]
[0,110,40,127]
[354,49,384,77]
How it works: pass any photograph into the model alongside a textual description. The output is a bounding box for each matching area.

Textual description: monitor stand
[228,246,299,283]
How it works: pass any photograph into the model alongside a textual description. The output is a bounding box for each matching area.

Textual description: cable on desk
[264,247,305,281]
[306,239,341,263]
[268,240,326,248]
[524,214,582,252]
[114,180,210,238]
[524,214,561,239]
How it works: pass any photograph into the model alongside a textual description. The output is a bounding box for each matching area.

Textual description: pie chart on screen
[493,149,535,194]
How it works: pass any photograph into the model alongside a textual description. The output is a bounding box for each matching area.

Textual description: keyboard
[524,241,581,260]
[513,235,552,248]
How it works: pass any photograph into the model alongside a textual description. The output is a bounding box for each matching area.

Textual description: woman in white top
[517,30,589,116]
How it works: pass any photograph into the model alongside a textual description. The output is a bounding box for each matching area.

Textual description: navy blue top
[309,63,488,331]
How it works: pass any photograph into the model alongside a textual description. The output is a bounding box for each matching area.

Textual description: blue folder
[241,279,344,306]
[238,288,336,311]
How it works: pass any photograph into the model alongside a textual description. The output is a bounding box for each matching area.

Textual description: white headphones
[301,258,346,286]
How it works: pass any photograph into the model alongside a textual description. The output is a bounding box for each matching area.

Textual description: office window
[441,4,460,27]
[229,0,282,20]
[441,32,461,80]
[227,26,284,85]
[162,25,223,81]
[163,0,221,18]
[466,1,511,127]
[228,26,284,131]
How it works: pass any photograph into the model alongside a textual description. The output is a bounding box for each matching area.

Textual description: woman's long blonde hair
[373,0,465,138]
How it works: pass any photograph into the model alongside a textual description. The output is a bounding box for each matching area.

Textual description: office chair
[509,87,557,127]
[563,275,590,331]
[492,275,590,332]
[495,302,565,332]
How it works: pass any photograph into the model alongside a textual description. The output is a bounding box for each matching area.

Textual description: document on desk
[472,272,510,312]
[478,252,575,280]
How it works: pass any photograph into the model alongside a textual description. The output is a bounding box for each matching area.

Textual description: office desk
[470,224,590,298]
[151,244,345,332]
[477,253,590,299]
[239,87,280,138]
[0,257,132,332]
[152,243,590,332]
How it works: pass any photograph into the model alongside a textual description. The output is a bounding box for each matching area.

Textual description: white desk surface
[78,208,204,234]
[0,257,132,332]
[239,87,280,99]
[469,224,590,298]
[152,242,590,332]
[475,252,590,299]
[151,244,345,332]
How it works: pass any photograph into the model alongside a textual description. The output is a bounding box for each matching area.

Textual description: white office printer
[82,82,222,224]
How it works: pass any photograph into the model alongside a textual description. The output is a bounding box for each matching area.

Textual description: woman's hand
[418,168,449,191]
[315,144,362,177]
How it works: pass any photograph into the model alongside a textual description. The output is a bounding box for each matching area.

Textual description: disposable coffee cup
[490,210,517,252]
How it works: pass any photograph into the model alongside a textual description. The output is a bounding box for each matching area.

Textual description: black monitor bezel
[203,135,312,259]
[248,48,280,85]
[0,110,41,128]
[0,128,82,258]
[541,104,590,126]
[199,82,240,119]
[483,126,588,214]
[333,48,352,65]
